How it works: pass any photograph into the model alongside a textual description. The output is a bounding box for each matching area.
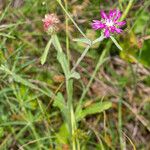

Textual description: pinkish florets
[42,14,60,34]
[92,9,126,38]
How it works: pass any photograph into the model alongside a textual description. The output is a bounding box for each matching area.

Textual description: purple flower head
[92,9,126,38]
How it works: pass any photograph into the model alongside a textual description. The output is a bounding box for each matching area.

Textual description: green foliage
[110,36,123,51]
[55,123,69,147]
[76,101,112,121]
[53,92,69,122]
[0,127,4,138]
[133,10,149,34]
[0,65,53,97]
[41,38,52,65]
[0,0,150,149]
[139,40,150,67]
[73,38,91,45]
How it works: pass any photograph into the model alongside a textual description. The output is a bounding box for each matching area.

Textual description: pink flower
[42,14,60,34]
[92,9,126,38]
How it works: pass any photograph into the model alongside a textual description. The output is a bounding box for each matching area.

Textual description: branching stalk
[76,41,112,114]
[71,34,104,72]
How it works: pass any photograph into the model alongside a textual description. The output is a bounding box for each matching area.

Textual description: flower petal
[115,28,122,34]
[109,9,116,19]
[104,28,110,37]
[92,24,99,30]
[100,10,108,19]
[116,21,126,27]
[93,20,100,23]
[114,10,122,21]
[92,20,105,30]
[110,26,116,33]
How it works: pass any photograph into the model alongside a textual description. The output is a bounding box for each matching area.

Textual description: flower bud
[42,14,60,35]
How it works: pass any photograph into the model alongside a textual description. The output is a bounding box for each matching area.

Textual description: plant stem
[56,0,87,39]
[118,97,124,150]
[76,41,111,114]
[64,0,70,65]
[118,0,123,11]
[71,34,104,73]
[59,0,78,144]
[66,79,77,150]
[118,1,135,149]
[121,0,134,20]
[71,45,91,72]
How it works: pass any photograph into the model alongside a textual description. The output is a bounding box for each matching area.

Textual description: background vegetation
[0,0,150,149]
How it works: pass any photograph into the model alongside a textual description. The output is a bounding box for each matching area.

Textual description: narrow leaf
[53,92,69,122]
[57,52,70,78]
[92,34,105,45]
[53,92,66,110]
[56,123,69,145]
[41,38,52,65]
[0,33,15,39]
[110,36,123,51]
[69,71,80,79]
[73,38,91,45]
[0,65,53,98]
[76,101,112,121]
[52,34,63,53]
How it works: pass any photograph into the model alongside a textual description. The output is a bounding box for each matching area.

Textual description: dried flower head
[92,9,126,38]
[42,13,60,35]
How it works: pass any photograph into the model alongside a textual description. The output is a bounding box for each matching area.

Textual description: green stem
[29,124,41,150]
[71,34,104,73]
[118,0,123,11]
[118,1,135,149]
[76,41,111,114]
[64,0,70,66]
[118,98,124,150]
[66,79,77,150]
[56,0,87,39]
[62,1,79,147]
[52,34,78,149]
[121,0,134,20]
[71,45,91,72]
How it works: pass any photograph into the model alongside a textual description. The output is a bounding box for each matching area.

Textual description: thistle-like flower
[42,14,60,35]
[92,9,126,38]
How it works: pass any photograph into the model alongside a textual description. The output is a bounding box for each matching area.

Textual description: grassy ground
[0,0,150,149]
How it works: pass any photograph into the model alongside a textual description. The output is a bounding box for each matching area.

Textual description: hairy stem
[56,0,87,39]
[76,41,111,114]
[72,34,104,73]
[66,79,75,149]
[64,0,70,66]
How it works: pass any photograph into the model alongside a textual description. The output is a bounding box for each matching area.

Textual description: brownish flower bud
[42,13,60,35]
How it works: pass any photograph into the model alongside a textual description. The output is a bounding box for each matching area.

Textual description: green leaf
[0,127,4,138]
[138,40,150,67]
[0,65,54,98]
[0,33,15,39]
[55,123,69,146]
[76,101,112,121]
[53,92,69,122]
[53,92,66,110]
[69,71,80,79]
[52,35,72,79]
[52,35,80,80]
[0,50,6,64]
[57,52,70,78]
[110,36,123,51]
[73,38,91,45]
[92,34,104,45]
[41,38,52,65]
[57,52,80,80]
[133,10,149,34]
[52,34,63,53]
